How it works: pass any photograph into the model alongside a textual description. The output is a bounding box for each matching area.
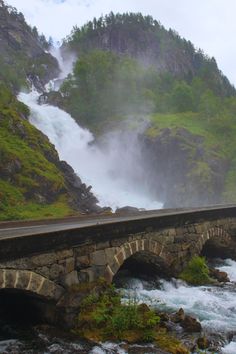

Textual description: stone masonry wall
[0,217,236,296]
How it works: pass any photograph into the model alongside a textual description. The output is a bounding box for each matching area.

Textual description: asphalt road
[0,205,235,241]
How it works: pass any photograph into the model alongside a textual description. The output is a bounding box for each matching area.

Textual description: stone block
[37,266,50,278]
[78,269,95,282]
[74,245,96,257]
[104,265,114,283]
[61,270,79,287]
[110,238,127,247]
[109,260,120,274]
[195,224,203,234]
[104,248,117,264]
[90,250,107,266]
[28,272,44,293]
[0,270,3,287]
[4,270,16,288]
[39,279,64,301]
[49,264,65,280]
[56,249,73,260]
[96,241,110,250]
[168,228,176,237]
[16,270,31,289]
[91,265,106,279]
[31,253,57,267]
[76,255,90,268]
[116,250,125,265]
[65,257,75,273]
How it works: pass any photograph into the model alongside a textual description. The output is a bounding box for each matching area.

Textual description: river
[1,258,236,353]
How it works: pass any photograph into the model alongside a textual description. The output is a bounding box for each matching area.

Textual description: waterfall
[18,90,162,210]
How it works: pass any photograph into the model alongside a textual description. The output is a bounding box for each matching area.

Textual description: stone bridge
[0,206,236,324]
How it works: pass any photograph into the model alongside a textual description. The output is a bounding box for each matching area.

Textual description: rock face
[59,161,100,213]
[139,127,228,207]
[0,0,59,90]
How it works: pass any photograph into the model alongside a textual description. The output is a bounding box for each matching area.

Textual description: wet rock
[197,336,210,349]
[115,206,140,214]
[172,308,185,323]
[59,160,101,213]
[171,308,202,333]
[159,312,170,322]
[209,268,230,282]
[181,315,202,333]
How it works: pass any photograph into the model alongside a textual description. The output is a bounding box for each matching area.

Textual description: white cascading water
[18,53,162,210]
[120,259,236,353]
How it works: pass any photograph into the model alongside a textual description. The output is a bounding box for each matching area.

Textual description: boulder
[209,268,230,283]
[197,336,210,349]
[172,308,185,323]
[115,206,140,215]
[172,308,202,332]
[181,315,202,333]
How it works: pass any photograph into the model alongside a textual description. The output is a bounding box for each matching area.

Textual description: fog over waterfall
[19,54,162,210]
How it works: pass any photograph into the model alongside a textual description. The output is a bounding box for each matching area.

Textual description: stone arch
[193,226,231,256]
[0,269,64,301]
[104,238,173,282]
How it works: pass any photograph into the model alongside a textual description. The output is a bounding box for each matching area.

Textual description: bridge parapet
[0,218,235,294]
[0,208,236,305]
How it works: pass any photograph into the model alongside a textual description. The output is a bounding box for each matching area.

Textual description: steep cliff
[140,127,228,207]
[0,0,59,91]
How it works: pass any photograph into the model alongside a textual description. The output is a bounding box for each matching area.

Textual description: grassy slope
[0,87,74,221]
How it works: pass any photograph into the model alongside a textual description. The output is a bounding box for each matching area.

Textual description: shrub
[74,280,160,342]
[179,256,211,285]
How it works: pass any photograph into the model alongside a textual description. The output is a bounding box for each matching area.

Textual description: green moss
[155,329,189,354]
[179,256,212,286]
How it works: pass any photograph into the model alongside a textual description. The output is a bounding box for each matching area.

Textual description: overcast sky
[5,0,236,86]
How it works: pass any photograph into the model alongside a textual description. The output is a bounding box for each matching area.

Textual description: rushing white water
[119,259,236,353]
[18,90,162,210]
[218,259,236,282]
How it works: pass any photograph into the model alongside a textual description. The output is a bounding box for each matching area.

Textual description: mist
[18,52,163,210]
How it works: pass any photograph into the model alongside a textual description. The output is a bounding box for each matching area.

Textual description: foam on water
[121,259,236,343]
[217,259,236,282]
[222,341,236,354]
[18,90,162,210]
[90,342,127,354]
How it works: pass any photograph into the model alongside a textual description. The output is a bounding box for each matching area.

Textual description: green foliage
[169,81,194,112]
[74,281,160,342]
[179,256,211,285]
[60,50,150,131]
[64,12,235,98]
